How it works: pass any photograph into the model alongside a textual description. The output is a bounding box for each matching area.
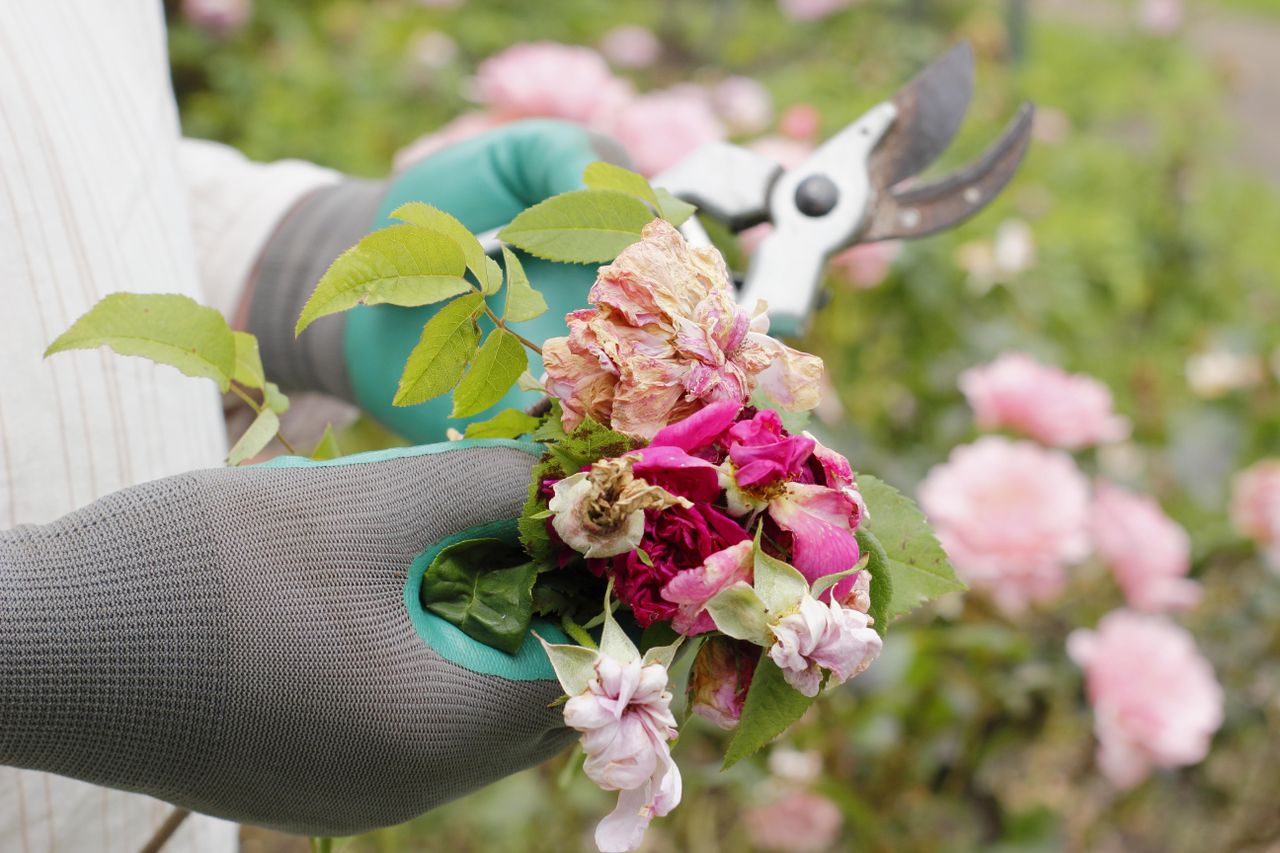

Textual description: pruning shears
[658,41,1033,337]
[480,42,1033,339]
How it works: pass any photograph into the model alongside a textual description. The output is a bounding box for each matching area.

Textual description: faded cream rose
[542,219,823,440]
[549,456,690,558]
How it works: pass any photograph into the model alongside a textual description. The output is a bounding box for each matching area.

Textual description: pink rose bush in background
[1231,459,1280,571]
[605,87,726,176]
[475,41,632,125]
[1068,611,1223,788]
[599,25,661,69]
[1089,481,1200,611]
[919,437,1091,614]
[778,0,856,22]
[959,352,1130,449]
[744,789,844,852]
[181,0,251,36]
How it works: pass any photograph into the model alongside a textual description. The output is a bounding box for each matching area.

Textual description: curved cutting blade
[862,101,1035,242]
[867,41,975,190]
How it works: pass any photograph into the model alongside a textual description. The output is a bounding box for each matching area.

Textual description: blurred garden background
[167,0,1280,849]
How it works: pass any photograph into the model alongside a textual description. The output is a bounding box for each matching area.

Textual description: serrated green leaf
[854,529,894,638]
[421,537,538,655]
[296,225,470,334]
[263,381,290,415]
[705,582,771,645]
[463,408,541,439]
[497,189,654,264]
[859,474,965,620]
[723,655,815,769]
[531,400,572,444]
[753,529,809,616]
[394,294,483,407]
[583,161,659,207]
[45,293,235,391]
[450,329,528,418]
[501,248,548,323]
[232,331,265,389]
[226,408,280,465]
[310,424,342,460]
[654,188,697,227]
[391,202,500,295]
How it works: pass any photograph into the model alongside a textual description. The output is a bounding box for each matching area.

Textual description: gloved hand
[0,440,575,836]
[248,119,627,443]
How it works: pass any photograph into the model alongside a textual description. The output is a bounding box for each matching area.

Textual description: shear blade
[862,101,1035,242]
[868,41,975,189]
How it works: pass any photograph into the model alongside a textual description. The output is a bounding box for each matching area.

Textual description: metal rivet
[900,208,921,228]
[963,187,982,205]
[794,175,840,217]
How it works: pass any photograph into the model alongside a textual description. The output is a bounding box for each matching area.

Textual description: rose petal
[631,445,722,503]
[649,399,741,453]
[769,484,860,580]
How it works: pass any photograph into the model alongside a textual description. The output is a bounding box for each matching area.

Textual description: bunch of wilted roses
[519,221,884,851]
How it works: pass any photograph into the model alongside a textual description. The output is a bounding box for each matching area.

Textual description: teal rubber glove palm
[247,120,626,443]
[0,439,574,836]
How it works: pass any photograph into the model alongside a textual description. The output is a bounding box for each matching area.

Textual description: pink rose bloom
[745,790,843,852]
[768,595,881,697]
[829,241,901,289]
[475,42,632,125]
[606,87,725,176]
[778,0,854,22]
[1089,481,1200,612]
[780,103,821,141]
[687,636,758,729]
[564,655,681,852]
[600,25,661,69]
[959,352,1131,449]
[1068,611,1223,789]
[1231,459,1280,571]
[393,111,505,171]
[1138,0,1183,35]
[181,0,250,36]
[919,437,1091,614]
[542,219,823,440]
[712,76,774,136]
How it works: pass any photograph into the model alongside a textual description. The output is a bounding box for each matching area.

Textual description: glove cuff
[247,178,386,400]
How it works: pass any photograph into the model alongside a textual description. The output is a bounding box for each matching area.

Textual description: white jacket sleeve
[178,138,340,319]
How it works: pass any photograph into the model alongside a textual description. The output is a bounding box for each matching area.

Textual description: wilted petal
[750,333,824,412]
[595,783,656,853]
[549,473,647,559]
[730,434,816,488]
[649,399,741,453]
[661,540,754,635]
[631,445,722,503]
[687,636,758,729]
[769,484,860,580]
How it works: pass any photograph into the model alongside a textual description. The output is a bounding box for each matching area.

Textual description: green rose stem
[229,382,299,456]
[478,299,542,355]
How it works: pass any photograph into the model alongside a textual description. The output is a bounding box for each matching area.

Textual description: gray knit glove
[0,441,575,836]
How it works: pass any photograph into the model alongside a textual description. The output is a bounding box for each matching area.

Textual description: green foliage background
[168,0,1280,849]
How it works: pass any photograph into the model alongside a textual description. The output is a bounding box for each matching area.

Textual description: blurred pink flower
[415,0,465,7]
[919,437,1092,614]
[1231,459,1280,572]
[768,595,881,697]
[745,790,843,852]
[600,25,661,69]
[1138,0,1183,35]
[829,241,901,289]
[778,0,855,22]
[712,76,774,136]
[407,29,459,73]
[476,42,632,125]
[780,103,822,141]
[1089,481,1199,612]
[542,219,822,439]
[959,352,1131,449]
[687,635,758,729]
[393,111,504,171]
[181,0,250,36]
[606,87,725,176]
[1068,610,1223,789]
[564,655,681,852]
